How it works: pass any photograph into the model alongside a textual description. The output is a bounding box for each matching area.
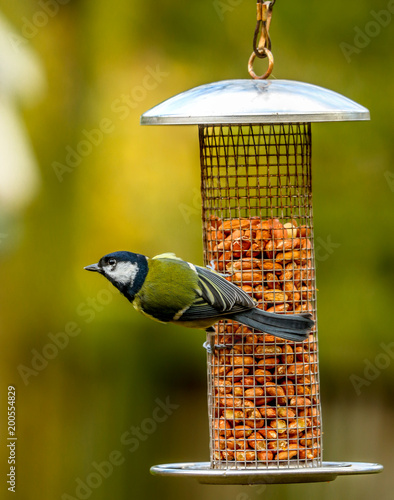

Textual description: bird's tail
[231,309,314,342]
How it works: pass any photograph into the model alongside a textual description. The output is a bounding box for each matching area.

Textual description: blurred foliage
[0,0,393,499]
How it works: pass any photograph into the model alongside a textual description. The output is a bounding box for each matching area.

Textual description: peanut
[226,229,244,240]
[245,243,261,257]
[224,409,244,422]
[269,419,287,434]
[299,447,319,460]
[233,385,244,397]
[214,438,226,451]
[257,358,278,369]
[219,397,243,408]
[226,368,250,380]
[264,240,276,255]
[214,378,232,395]
[263,291,288,303]
[214,419,233,437]
[248,432,267,451]
[218,219,252,231]
[294,303,314,314]
[232,271,263,283]
[214,240,232,252]
[226,258,262,272]
[234,438,249,450]
[275,238,300,252]
[289,397,312,407]
[272,222,286,240]
[244,408,264,428]
[286,364,310,377]
[258,333,281,343]
[208,215,222,228]
[282,344,294,364]
[257,451,274,461]
[254,345,282,357]
[265,272,282,290]
[276,444,299,460]
[260,427,278,440]
[231,356,254,366]
[232,238,252,253]
[277,407,296,419]
[279,270,294,281]
[288,418,307,436]
[235,450,256,462]
[284,222,298,238]
[213,450,222,461]
[265,383,286,404]
[298,225,311,237]
[240,284,254,294]
[268,440,289,452]
[253,285,264,300]
[262,261,283,271]
[243,376,256,387]
[244,387,264,399]
[234,425,253,439]
[244,334,259,344]
[300,238,312,250]
[265,303,291,313]
[255,229,271,241]
[221,450,235,461]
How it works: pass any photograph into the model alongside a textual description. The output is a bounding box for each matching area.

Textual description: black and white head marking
[101,258,139,286]
[88,251,149,301]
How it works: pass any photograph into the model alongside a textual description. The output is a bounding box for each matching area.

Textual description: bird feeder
[140,1,383,485]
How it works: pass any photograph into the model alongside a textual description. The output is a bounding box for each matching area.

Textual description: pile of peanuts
[206,216,314,314]
[205,216,321,465]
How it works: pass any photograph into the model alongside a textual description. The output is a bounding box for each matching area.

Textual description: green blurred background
[0,0,393,498]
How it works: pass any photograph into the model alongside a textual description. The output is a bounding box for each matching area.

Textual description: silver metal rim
[150,461,383,484]
[140,79,370,125]
[141,112,370,126]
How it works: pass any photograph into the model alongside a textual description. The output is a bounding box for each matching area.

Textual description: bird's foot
[202,340,228,355]
[203,327,233,354]
[206,260,216,271]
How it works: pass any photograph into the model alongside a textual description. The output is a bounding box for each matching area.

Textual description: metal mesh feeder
[141,80,383,483]
[200,120,318,469]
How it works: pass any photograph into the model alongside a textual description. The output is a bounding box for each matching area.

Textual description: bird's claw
[206,260,216,271]
[202,340,228,355]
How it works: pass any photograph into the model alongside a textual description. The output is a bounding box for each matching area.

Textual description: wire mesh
[199,123,322,469]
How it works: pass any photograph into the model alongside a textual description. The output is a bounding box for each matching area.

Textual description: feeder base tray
[150,461,383,484]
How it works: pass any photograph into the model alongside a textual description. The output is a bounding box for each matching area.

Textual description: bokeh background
[0,0,393,499]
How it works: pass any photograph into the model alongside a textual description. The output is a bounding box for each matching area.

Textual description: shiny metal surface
[150,461,383,485]
[141,79,370,125]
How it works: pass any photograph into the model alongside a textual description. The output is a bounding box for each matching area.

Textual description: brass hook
[249,0,275,79]
[248,47,274,80]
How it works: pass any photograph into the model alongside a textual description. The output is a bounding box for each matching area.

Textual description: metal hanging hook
[248,48,274,80]
[248,0,275,79]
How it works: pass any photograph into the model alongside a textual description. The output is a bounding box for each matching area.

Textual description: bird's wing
[176,265,255,322]
[195,266,255,311]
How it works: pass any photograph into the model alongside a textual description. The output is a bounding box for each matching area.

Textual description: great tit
[84,251,314,342]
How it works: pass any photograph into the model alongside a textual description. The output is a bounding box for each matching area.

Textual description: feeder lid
[141,79,369,125]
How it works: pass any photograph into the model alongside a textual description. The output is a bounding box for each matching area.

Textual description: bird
[84,251,314,343]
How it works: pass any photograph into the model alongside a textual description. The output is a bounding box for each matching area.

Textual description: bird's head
[84,251,148,300]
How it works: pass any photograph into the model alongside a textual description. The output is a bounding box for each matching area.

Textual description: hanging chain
[248,0,275,80]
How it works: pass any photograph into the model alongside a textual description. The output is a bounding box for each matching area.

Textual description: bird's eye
[108,258,117,267]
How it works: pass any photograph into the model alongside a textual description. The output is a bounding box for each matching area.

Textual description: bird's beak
[84,263,101,273]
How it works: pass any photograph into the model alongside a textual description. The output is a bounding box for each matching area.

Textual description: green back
[134,257,199,323]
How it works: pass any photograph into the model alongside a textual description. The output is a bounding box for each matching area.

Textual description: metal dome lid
[141,79,369,125]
